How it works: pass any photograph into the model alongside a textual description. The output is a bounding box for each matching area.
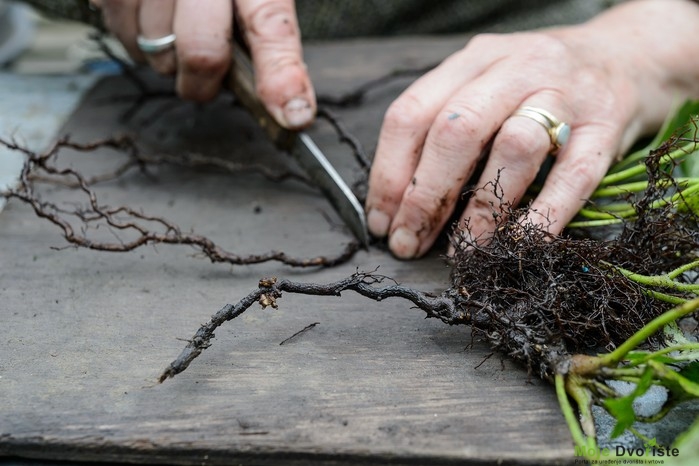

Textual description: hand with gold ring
[511,106,571,155]
[92,0,315,130]
[365,0,699,259]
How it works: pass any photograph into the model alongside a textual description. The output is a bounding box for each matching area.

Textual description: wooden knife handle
[226,38,296,150]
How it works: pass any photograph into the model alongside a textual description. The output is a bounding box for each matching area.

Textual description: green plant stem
[578,209,634,220]
[668,180,699,209]
[601,366,646,378]
[608,101,699,173]
[599,141,698,186]
[556,373,594,450]
[567,218,625,228]
[581,182,699,221]
[585,202,640,213]
[588,379,618,398]
[577,207,628,220]
[591,178,699,198]
[667,259,699,279]
[591,181,651,198]
[628,426,654,444]
[599,297,699,367]
[626,343,699,367]
[645,290,690,305]
[611,264,699,294]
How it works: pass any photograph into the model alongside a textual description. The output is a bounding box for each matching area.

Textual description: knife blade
[226,37,369,247]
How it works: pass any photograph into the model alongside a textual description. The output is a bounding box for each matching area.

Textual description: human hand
[365,0,699,259]
[93,0,315,129]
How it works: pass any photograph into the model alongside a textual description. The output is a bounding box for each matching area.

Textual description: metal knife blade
[226,36,369,246]
[293,132,369,245]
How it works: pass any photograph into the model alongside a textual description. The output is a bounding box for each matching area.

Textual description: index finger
[173,0,232,101]
[237,0,316,129]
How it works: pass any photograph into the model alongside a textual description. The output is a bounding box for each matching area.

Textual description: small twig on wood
[1,136,360,268]
[279,322,321,346]
[159,272,460,382]
[29,136,313,189]
[25,134,152,187]
[473,352,494,370]
[317,107,371,173]
[146,150,314,187]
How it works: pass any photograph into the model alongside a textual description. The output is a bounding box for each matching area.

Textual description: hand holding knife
[226,29,370,247]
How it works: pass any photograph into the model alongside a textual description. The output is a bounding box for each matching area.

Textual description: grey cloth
[21,0,619,39]
[296,0,617,39]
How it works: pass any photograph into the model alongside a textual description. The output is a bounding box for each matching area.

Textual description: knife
[226,35,369,247]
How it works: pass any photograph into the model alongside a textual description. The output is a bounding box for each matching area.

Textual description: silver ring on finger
[511,106,571,155]
[136,33,176,54]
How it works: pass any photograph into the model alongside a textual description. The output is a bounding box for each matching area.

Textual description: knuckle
[468,196,500,230]
[429,105,482,153]
[401,192,436,226]
[521,32,570,62]
[557,157,600,195]
[255,59,307,101]
[463,33,499,52]
[179,44,230,76]
[406,182,455,217]
[465,31,571,65]
[244,0,298,39]
[178,27,231,76]
[497,124,549,162]
[368,172,406,207]
[383,92,429,132]
[573,160,601,190]
[575,68,616,106]
[400,185,456,235]
[470,193,497,213]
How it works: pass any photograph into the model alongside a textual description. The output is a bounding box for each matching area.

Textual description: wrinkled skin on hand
[93,0,316,129]
[365,0,699,259]
[94,0,699,261]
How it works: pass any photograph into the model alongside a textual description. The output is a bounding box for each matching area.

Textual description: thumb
[237,0,316,129]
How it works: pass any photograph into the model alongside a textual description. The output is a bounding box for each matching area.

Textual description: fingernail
[367,208,391,237]
[389,227,420,259]
[283,97,314,128]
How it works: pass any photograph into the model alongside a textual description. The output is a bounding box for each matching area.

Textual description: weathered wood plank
[1,36,575,465]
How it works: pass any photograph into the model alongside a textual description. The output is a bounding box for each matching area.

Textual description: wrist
[571,0,699,132]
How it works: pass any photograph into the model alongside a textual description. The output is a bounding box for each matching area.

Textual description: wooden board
[1,36,575,465]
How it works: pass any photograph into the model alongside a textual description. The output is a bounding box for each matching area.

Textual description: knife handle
[227,35,296,151]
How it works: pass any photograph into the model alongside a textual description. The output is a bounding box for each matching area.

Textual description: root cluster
[450,218,658,380]
[450,143,699,380]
